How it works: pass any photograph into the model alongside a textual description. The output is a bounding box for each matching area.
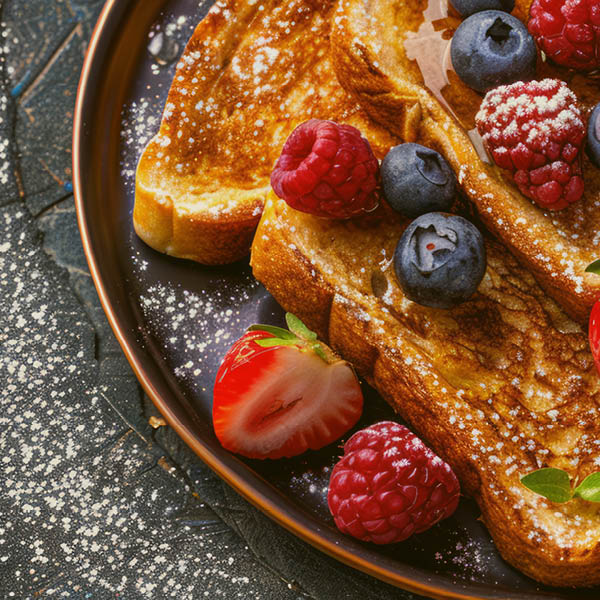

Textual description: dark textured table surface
[0,1,428,597]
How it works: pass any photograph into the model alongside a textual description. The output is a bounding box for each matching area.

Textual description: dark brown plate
[73,1,599,598]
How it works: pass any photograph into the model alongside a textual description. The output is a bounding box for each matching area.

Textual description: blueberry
[449,0,514,17]
[587,103,600,168]
[450,10,537,93]
[381,144,456,218]
[394,212,486,309]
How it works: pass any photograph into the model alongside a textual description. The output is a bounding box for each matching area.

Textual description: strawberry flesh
[213,329,363,459]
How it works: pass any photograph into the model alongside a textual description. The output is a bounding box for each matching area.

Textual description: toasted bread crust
[134,0,271,264]
[330,0,600,324]
[251,196,600,587]
[134,152,264,264]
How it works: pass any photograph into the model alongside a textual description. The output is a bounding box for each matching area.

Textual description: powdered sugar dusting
[132,252,260,392]
[476,79,583,151]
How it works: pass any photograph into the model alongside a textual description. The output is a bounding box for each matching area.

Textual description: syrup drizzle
[404,0,490,163]
[404,0,452,116]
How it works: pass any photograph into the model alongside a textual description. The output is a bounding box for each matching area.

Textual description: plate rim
[71,2,569,599]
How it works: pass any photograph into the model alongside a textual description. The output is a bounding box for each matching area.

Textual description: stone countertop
[0,1,426,598]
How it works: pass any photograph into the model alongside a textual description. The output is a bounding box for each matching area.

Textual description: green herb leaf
[255,338,299,348]
[285,313,317,341]
[574,473,600,502]
[585,259,600,275]
[248,324,297,340]
[520,468,573,504]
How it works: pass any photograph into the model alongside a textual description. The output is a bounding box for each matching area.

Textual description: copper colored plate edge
[71,2,537,599]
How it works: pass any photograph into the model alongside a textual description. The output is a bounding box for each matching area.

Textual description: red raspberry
[528,0,600,71]
[270,119,380,219]
[475,79,585,211]
[327,421,460,545]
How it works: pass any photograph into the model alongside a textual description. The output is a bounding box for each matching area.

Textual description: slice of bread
[134,0,389,264]
[251,194,600,587]
[330,0,600,323]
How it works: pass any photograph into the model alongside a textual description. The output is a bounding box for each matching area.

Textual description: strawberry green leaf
[286,313,317,341]
[285,313,317,340]
[520,468,573,503]
[255,337,299,348]
[248,324,297,340]
[574,472,600,502]
[585,259,600,275]
[312,342,328,362]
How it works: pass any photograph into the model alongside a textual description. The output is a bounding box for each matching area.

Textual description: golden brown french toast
[251,194,600,587]
[135,0,387,264]
[330,0,600,323]
[135,0,600,586]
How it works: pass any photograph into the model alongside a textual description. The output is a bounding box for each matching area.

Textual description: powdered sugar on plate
[133,256,260,393]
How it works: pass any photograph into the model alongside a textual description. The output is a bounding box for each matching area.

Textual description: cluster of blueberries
[385,0,524,310]
[383,144,486,310]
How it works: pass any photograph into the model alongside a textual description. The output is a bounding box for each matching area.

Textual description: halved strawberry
[590,300,600,375]
[212,313,363,459]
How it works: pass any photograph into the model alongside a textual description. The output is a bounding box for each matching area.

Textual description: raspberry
[270,119,380,219]
[475,79,585,211]
[327,421,460,545]
[528,0,600,71]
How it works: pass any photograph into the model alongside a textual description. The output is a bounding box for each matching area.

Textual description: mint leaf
[285,313,317,341]
[520,468,573,503]
[585,259,600,275]
[248,324,297,340]
[574,473,600,502]
[255,338,299,348]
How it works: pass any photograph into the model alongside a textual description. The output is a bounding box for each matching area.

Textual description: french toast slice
[330,0,600,323]
[135,0,389,264]
[251,194,600,587]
